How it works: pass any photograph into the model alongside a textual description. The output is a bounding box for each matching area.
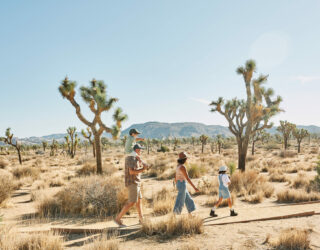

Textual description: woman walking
[173,152,199,214]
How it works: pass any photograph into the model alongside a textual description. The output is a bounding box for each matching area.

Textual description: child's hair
[219,171,226,175]
[177,158,187,165]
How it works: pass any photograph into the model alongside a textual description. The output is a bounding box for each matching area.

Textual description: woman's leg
[173,181,186,214]
[185,189,196,213]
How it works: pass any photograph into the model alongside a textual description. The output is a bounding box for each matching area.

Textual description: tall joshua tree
[199,134,208,153]
[293,128,309,153]
[81,127,95,157]
[65,127,78,158]
[277,121,296,150]
[216,134,224,154]
[0,128,22,164]
[210,60,282,171]
[59,77,127,174]
[42,141,48,152]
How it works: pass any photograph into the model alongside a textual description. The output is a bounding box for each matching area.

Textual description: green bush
[157,146,170,153]
[187,164,207,178]
[228,162,236,175]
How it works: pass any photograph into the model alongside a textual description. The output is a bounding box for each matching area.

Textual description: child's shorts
[219,188,231,199]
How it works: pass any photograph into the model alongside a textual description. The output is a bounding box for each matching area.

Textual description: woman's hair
[177,158,187,165]
[219,171,226,174]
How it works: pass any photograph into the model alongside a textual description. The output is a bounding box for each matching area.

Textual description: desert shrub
[228,161,236,175]
[179,244,200,250]
[49,178,65,187]
[277,189,320,203]
[85,235,119,250]
[76,162,95,176]
[264,142,280,150]
[187,164,207,178]
[291,173,310,190]
[12,166,40,179]
[243,190,264,204]
[269,173,288,182]
[148,158,171,177]
[310,162,320,192]
[157,146,170,153]
[197,177,218,195]
[0,170,15,206]
[229,170,274,199]
[152,187,175,216]
[246,155,256,162]
[279,150,297,158]
[156,169,175,180]
[0,227,63,250]
[271,228,310,250]
[309,147,318,154]
[0,157,9,169]
[141,214,203,237]
[37,176,127,218]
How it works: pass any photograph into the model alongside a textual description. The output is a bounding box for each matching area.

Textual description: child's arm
[180,166,199,192]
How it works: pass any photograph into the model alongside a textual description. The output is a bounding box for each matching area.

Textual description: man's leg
[136,198,143,222]
[115,202,135,224]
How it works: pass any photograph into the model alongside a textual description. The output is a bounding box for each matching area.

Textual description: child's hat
[219,166,227,172]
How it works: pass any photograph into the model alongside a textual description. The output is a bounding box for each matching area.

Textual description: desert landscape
[1,1,320,249]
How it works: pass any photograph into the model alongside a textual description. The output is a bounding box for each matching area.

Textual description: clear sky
[1,0,320,137]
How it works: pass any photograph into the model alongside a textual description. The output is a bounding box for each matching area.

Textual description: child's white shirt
[219,174,230,188]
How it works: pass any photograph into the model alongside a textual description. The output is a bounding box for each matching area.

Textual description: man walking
[115,144,149,227]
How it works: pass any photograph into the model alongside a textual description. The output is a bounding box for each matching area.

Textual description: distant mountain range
[1,122,320,145]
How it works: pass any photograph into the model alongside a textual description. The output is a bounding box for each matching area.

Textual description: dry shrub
[37,176,127,218]
[291,173,311,190]
[187,164,207,178]
[243,190,264,203]
[152,187,175,216]
[148,158,171,177]
[229,170,274,199]
[0,227,63,250]
[309,147,318,154]
[156,169,175,180]
[0,157,9,169]
[269,172,288,182]
[141,214,203,237]
[197,177,218,195]
[279,150,297,158]
[205,193,236,207]
[49,177,65,187]
[277,189,320,203]
[264,142,280,150]
[12,165,40,179]
[0,170,15,206]
[179,244,200,250]
[246,155,256,162]
[76,162,96,176]
[85,235,119,250]
[271,228,310,250]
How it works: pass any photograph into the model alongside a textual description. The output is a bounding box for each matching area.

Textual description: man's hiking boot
[210,210,218,217]
[230,210,238,216]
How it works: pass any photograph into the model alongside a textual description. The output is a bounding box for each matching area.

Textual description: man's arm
[129,165,147,175]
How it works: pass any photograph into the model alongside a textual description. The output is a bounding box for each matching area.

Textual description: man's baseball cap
[129,128,141,135]
[133,144,144,151]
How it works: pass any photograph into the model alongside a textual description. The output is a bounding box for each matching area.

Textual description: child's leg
[214,197,223,209]
[227,197,232,209]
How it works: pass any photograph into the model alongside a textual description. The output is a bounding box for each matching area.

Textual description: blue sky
[1,0,320,137]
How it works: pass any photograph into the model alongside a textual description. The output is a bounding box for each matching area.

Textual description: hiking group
[114,128,238,227]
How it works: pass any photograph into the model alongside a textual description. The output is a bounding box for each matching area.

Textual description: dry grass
[76,162,96,176]
[152,187,175,216]
[291,173,311,190]
[279,150,297,158]
[269,172,288,182]
[12,165,40,179]
[37,176,127,218]
[277,189,320,203]
[0,157,9,169]
[0,170,15,206]
[141,214,203,237]
[229,170,274,199]
[0,226,63,250]
[197,177,218,195]
[269,228,311,250]
[187,163,207,178]
[179,244,200,250]
[85,235,119,250]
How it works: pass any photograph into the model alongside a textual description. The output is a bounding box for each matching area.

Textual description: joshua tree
[191,136,196,148]
[199,134,208,153]
[216,134,224,154]
[0,128,22,164]
[50,139,59,156]
[146,138,151,154]
[173,137,180,151]
[210,60,282,171]
[251,130,269,155]
[59,77,127,174]
[81,127,96,157]
[277,121,296,150]
[293,128,309,153]
[210,140,215,153]
[64,127,78,158]
[121,135,128,147]
[42,141,48,152]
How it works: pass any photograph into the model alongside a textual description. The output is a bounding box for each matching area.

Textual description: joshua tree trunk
[201,143,204,153]
[92,142,96,158]
[298,141,301,153]
[94,133,102,174]
[16,146,22,165]
[251,141,255,155]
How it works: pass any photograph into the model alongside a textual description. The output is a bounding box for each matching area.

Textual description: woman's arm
[135,138,144,142]
[180,166,199,192]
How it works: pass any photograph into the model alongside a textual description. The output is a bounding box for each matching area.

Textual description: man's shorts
[128,184,142,203]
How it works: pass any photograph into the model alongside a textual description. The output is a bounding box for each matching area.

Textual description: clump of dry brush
[37,175,127,218]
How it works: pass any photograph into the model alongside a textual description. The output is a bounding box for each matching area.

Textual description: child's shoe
[230,209,238,216]
[210,209,218,217]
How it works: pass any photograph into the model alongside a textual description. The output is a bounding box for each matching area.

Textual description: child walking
[173,152,199,214]
[210,166,238,217]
